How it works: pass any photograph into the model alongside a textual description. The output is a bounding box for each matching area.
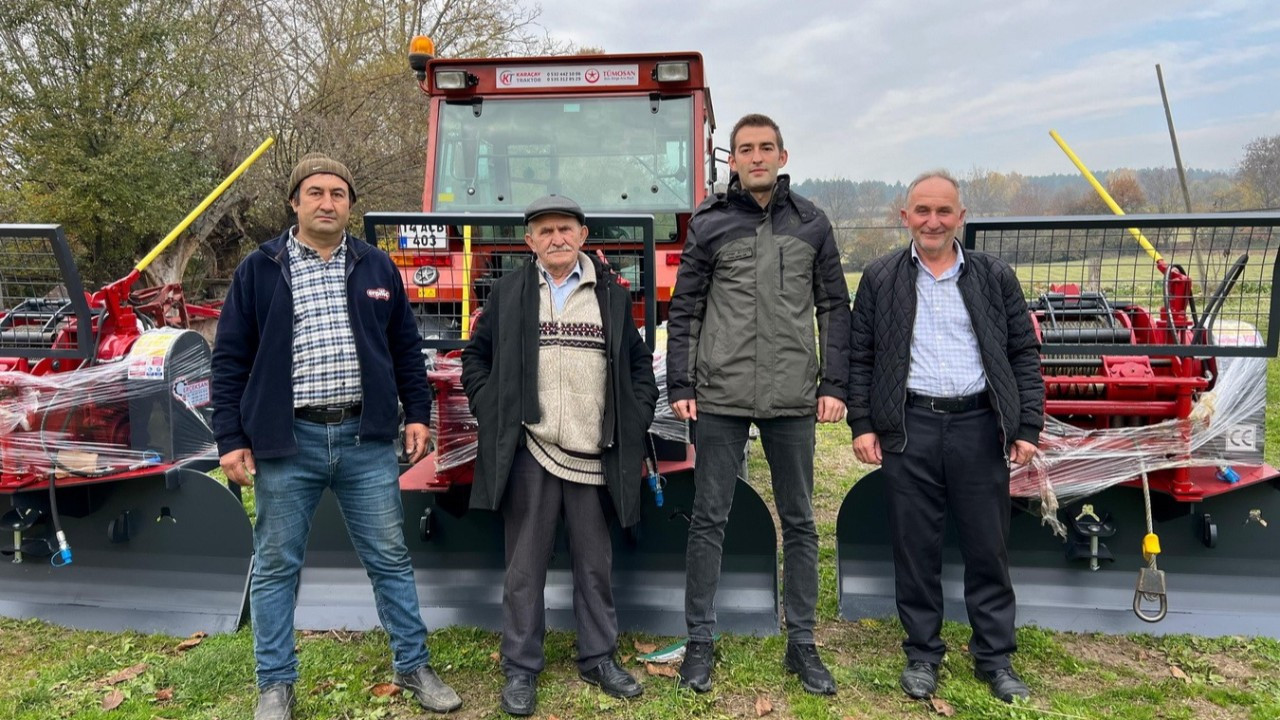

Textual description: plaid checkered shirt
[906,240,987,397]
[289,230,363,408]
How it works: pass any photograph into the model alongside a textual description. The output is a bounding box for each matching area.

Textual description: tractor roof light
[652,61,690,83]
[408,36,435,80]
[434,69,478,91]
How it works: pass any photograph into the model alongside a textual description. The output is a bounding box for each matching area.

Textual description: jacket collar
[726,172,792,213]
[260,228,371,266]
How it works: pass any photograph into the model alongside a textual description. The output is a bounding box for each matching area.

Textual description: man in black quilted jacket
[667,113,850,695]
[847,170,1044,704]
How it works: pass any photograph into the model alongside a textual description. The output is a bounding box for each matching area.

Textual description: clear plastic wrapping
[0,332,217,489]
[1013,347,1267,536]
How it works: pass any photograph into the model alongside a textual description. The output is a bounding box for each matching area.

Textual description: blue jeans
[251,418,429,687]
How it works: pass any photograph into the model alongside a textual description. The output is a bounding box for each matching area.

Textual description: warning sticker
[127,329,181,380]
[496,64,640,88]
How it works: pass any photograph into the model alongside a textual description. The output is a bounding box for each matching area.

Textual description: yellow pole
[134,137,275,274]
[1049,130,1164,267]
[461,225,472,340]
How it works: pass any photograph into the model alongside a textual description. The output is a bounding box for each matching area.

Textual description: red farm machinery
[290,43,782,636]
[0,142,274,635]
[0,223,252,635]
[837,212,1280,636]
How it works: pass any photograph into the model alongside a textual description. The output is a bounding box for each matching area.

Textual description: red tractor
[290,41,782,636]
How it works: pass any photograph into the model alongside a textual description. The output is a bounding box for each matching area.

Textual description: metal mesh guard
[965,214,1280,358]
[0,225,93,360]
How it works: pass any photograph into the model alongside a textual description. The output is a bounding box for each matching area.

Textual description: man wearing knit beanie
[461,195,658,716]
[213,153,460,718]
[288,152,357,203]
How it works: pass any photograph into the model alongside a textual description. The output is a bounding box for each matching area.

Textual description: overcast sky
[530,0,1280,185]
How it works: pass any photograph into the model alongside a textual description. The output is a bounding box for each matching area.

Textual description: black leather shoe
[580,655,643,698]
[783,643,836,695]
[899,661,939,699]
[394,665,463,713]
[975,666,1030,703]
[678,639,714,693]
[499,673,537,716]
[254,683,294,720]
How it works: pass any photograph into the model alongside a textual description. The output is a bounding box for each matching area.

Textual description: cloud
[527,0,1280,182]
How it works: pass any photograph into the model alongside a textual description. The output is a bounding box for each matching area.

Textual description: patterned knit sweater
[524,256,608,485]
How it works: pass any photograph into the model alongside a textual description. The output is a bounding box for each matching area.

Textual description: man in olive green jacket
[666,113,850,695]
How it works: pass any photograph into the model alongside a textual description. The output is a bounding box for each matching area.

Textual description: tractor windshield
[431,95,695,213]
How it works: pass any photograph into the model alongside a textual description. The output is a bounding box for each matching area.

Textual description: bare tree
[1237,135,1280,210]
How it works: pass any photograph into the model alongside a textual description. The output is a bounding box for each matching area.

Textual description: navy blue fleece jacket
[212,230,430,459]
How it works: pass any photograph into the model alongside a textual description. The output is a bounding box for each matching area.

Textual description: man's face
[525,213,588,278]
[901,177,966,257]
[728,125,787,196]
[291,173,351,241]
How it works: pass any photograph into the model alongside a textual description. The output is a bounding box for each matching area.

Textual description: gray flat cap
[524,194,586,225]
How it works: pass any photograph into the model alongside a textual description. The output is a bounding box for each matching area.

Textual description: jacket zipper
[343,239,367,441]
[959,266,1011,466]
[778,247,784,291]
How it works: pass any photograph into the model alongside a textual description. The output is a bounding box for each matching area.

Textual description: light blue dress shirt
[906,240,987,397]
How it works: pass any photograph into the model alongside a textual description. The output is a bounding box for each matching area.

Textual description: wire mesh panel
[362,212,656,351]
[965,214,1280,357]
[0,225,93,360]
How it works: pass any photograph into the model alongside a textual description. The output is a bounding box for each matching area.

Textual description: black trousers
[500,447,617,676]
[882,405,1017,672]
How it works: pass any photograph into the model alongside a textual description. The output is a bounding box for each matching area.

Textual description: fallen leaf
[548,716,560,720]
[154,687,174,702]
[175,633,206,652]
[1170,665,1190,682]
[489,651,500,662]
[754,695,773,716]
[632,640,658,654]
[102,689,125,711]
[929,697,956,717]
[370,683,401,697]
[620,654,632,664]
[104,663,147,685]
[644,662,677,678]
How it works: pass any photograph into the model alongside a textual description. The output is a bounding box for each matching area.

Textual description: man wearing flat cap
[212,153,462,719]
[461,195,658,716]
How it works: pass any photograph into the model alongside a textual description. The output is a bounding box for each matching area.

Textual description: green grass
[4,361,1280,718]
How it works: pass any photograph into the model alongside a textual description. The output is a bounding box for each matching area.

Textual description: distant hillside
[793,167,1241,222]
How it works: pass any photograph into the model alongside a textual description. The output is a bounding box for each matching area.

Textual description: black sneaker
[974,666,1030,703]
[899,661,939,699]
[783,643,837,695]
[678,639,714,693]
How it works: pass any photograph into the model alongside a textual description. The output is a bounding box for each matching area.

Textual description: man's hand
[404,422,430,464]
[817,396,846,423]
[1009,439,1037,466]
[852,432,882,466]
[220,448,257,487]
[671,398,698,421]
